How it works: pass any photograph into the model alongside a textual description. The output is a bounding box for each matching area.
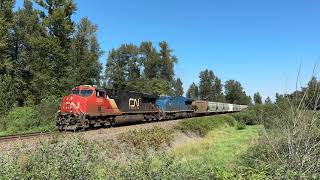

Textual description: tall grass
[176,115,236,137]
[0,127,220,179]
[238,85,320,178]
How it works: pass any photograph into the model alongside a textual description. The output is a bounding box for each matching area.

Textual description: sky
[15,0,320,100]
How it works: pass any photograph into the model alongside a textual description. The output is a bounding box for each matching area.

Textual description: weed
[176,115,236,137]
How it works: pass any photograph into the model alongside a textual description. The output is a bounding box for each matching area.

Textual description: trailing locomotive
[57,85,247,131]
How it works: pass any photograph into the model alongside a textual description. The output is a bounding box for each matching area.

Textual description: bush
[176,115,236,137]
[231,104,275,126]
[104,153,219,179]
[0,137,100,180]
[0,133,220,179]
[238,104,320,179]
[118,127,174,152]
[236,121,246,130]
[36,96,60,124]
[2,107,39,133]
[0,96,59,134]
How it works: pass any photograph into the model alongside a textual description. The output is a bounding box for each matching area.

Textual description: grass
[173,125,262,177]
[176,115,237,137]
[118,126,174,152]
[0,115,262,179]
[0,125,55,137]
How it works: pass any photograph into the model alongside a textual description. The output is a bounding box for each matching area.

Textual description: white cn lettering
[129,98,141,109]
[66,102,80,109]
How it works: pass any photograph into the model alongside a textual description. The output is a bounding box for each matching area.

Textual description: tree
[198,69,225,101]
[305,76,320,110]
[106,44,132,89]
[265,96,272,104]
[71,17,102,86]
[225,80,251,105]
[186,82,199,99]
[0,0,14,76]
[35,0,77,96]
[140,41,159,79]
[199,69,214,100]
[254,92,263,105]
[174,78,184,96]
[213,77,225,102]
[159,41,177,82]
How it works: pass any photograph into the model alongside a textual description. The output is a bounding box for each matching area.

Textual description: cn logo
[129,98,141,109]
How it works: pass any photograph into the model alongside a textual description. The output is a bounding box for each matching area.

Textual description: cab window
[72,90,93,97]
[96,90,105,98]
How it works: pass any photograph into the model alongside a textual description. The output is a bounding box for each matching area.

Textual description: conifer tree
[159,41,177,82]
[254,92,263,105]
[174,78,184,96]
[187,82,199,99]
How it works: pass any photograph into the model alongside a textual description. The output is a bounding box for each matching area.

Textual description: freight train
[56,85,248,131]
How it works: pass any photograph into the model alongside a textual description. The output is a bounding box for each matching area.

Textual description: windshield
[72,90,93,97]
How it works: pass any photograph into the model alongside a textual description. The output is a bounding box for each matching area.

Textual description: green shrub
[236,121,246,130]
[0,137,100,180]
[118,127,174,152]
[0,136,221,179]
[231,104,276,126]
[103,152,219,179]
[0,96,59,134]
[36,96,60,124]
[176,115,236,137]
[3,107,39,133]
[237,104,320,179]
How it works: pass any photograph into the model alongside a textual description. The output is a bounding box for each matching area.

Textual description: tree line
[0,0,102,115]
[274,76,320,110]
[105,41,184,96]
[186,69,252,105]
[0,0,254,118]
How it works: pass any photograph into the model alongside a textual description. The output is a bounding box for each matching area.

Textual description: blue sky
[16,0,320,100]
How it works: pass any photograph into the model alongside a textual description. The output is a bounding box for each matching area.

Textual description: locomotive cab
[57,85,121,131]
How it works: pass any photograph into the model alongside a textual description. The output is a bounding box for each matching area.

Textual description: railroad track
[0,132,58,143]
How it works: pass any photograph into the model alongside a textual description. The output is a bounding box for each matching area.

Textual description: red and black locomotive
[57,85,160,131]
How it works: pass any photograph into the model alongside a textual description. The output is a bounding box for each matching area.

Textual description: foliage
[105,41,180,95]
[0,107,38,133]
[173,125,262,179]
[239,91,320,179]
[236,121,246,130]
[176,115,236,137]
[70,17,103,86]
[253,92,262,105]
[103,152,219,179]
[264,96,272,104]
[0,96,59,134]
[158,41,177,82]
[198,69,224,101]
[0,121,263,180]
[0,0,102,113]
[186,82,199,99]
[225,80,252,105]
[0,138,100,180]
[118,127,174,152]
[231,104,275,126]
[173,77,184,96]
